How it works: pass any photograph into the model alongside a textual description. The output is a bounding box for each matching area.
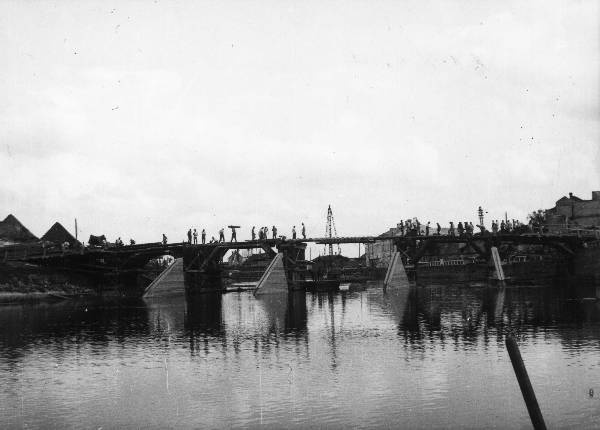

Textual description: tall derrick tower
[324,205,341,256]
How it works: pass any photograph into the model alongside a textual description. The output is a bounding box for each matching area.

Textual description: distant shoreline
[0,291,92,304]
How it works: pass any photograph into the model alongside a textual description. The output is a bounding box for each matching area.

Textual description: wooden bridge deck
[3,233,596,265]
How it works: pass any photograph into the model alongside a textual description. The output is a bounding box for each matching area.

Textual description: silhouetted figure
[272,225,277,239]
[187,229,192,244]
[201,229,206,244]
[230,227,237,242]
[251,226,256,241]
[436,223,441,235]
[457,222,464,237]
[130,239,135,245]
[425,222,430,236]
[292,226,296,239]
[219,228,225,243]
[193,229,198,244]
[162,234,167,245]
[301,222,306,239]
[449,222,455,236]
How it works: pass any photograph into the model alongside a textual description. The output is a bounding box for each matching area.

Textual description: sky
[1,0,599,247]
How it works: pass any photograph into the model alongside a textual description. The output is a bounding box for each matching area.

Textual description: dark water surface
[1,282,600,429]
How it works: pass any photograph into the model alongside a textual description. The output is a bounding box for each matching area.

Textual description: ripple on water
[1,285,600,428]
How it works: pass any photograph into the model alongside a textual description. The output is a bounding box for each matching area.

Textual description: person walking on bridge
[301,222,306,239]
[272,225,277,239]
[201,229,206,244]
[219,228,225,243]
[187,228,192,244]
[231,227,237,242]
[193,229,198,244]
[292,226,297,239]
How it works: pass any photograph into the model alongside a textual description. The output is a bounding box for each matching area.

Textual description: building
[365,222,451,267]
[365,224,403,268]
[545,191,600,229]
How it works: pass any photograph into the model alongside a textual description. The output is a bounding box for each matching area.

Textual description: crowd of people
[117,217,541,248]
[173,223,307,246]
[396,217,534,238]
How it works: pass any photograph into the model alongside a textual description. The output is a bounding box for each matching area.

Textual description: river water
[1,282,600,429]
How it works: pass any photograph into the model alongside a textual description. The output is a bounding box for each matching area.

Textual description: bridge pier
[182,241,307,294]
[383,251,409,291]
[254,253,287,295]
[183,245,227,293]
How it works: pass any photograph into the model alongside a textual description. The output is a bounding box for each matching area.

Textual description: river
[1,281,600,429]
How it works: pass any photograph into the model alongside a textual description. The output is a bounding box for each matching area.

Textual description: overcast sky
[1,0,598,245]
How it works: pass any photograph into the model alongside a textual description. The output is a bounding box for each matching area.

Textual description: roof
[0,214,38,242]
[377,227,399,238]
[556,194,584,205]
[41,222,80,246]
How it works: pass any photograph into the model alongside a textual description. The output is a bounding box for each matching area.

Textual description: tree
[528,209,547,233]
[528,209,546,224]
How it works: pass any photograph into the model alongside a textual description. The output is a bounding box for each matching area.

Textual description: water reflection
[1,281,600,428]
[1,282,599,360]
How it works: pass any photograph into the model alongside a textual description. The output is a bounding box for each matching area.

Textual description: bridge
[1,236,378,293]
[391,233,597,265]
[2,232,597,294]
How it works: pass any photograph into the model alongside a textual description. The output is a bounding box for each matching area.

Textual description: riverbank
[0,291,92,304]
[0,261,96,303]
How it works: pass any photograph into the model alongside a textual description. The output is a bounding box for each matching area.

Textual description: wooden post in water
[505,335,547,430]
